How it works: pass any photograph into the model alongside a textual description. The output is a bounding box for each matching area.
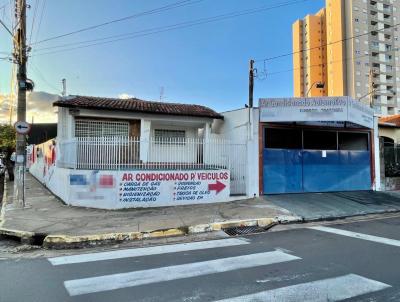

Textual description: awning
[259,96,374,129]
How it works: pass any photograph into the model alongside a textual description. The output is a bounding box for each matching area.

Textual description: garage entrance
[263,126,372,194]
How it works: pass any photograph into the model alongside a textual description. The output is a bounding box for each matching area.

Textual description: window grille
[75,120,129,137]
[154,129,186,144]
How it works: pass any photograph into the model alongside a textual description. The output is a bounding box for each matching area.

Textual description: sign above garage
[259,97,374,129]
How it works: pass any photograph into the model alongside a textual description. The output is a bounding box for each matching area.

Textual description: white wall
[57,107,74,139]
[30,159,232,209]
[374,115,381,191]
[215,108,260,197]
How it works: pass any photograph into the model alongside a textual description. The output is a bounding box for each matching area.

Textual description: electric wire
[264,46,399,78]
[255,21,400,63]
[30,61,62,93]
[28,0,39,45]
[31,0,203,45]
[29,0,311,57]
[32,0,45,45]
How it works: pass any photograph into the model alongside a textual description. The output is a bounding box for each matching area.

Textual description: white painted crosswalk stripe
[48,238,249,266]
[64,250,301,296]
[309,226,400,247]
[214,274,391,302]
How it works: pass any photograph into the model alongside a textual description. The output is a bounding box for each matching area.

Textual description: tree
[0,124,16,151]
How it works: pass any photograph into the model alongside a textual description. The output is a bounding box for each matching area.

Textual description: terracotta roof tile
[53,95,223,119]
[379,115,400,127]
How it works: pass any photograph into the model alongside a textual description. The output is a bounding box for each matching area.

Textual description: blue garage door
[263,128,371,194]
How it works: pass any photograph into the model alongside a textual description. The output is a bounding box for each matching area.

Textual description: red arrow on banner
[208,180,226,194]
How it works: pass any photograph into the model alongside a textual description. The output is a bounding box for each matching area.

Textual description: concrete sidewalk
[0,173,297,248]
[265,191,400,221]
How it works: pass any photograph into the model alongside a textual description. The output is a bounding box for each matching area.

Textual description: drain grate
[223,225,270,236]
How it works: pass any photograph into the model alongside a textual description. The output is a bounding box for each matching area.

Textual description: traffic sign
[14,121,31,135]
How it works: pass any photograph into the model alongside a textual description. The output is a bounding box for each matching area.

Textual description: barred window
[75,120,129,137]
[154,129,186,144]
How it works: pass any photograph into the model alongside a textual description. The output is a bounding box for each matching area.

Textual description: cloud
[0,91,59,124]
[118,93,135,99]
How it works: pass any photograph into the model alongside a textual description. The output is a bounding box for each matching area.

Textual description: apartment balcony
[370,14,378,22]
[371,44,380,51]
[383,7,391,14]
[370,56,391,64]
[376,90,396,97]
[380,24,393,34]
[386,78,394,84]
[378,69,395,76]
[370,26,379,33]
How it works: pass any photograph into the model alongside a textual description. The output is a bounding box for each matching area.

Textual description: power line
[266,54,369,76]
[30,61,61,93]
[32,0,45,45]
[264,47,399,77]
[28,0,39,45]
[255,22,400,63]
[30,0,311,57]
[31,0,203,45]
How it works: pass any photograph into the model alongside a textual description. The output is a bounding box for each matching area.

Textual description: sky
[0,0,325,123]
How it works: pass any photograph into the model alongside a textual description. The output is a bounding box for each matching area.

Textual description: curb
[0,228,36,244]
[42,227,190,249]
[0,216,290,249]
[41,218,280,249]
[7,210,400,249]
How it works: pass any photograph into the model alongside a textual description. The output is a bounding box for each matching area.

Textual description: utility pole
[249,59,254,108]
[14,0,27,207]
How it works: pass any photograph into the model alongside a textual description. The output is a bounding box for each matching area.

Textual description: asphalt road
[1,216,400,301]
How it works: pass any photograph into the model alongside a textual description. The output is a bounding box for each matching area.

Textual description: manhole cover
[223,225,271,236]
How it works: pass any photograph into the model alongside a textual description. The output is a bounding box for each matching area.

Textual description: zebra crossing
[48,234,392,301]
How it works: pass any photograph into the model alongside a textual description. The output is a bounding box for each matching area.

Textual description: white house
[30,95,250,209]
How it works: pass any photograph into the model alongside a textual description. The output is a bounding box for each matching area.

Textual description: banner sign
[66,169,230,208]
[119,170,230,205]
[259,97,374,129]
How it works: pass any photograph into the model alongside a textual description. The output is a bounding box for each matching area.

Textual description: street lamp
[306,81,325,97]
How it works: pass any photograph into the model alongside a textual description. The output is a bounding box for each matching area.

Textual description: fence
[57,136,247,195]
[383,144,400,177]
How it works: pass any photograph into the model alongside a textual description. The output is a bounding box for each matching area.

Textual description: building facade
[29,95,259,209]
[293,0,400,115]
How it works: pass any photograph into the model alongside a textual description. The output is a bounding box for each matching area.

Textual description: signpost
[13,120,31,208]
[14,121,31,135]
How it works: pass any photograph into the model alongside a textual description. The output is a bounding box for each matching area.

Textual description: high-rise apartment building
[293,0,400,115]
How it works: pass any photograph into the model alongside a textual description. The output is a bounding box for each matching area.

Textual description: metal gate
[229,142,247,195]
[263,148,371,194]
